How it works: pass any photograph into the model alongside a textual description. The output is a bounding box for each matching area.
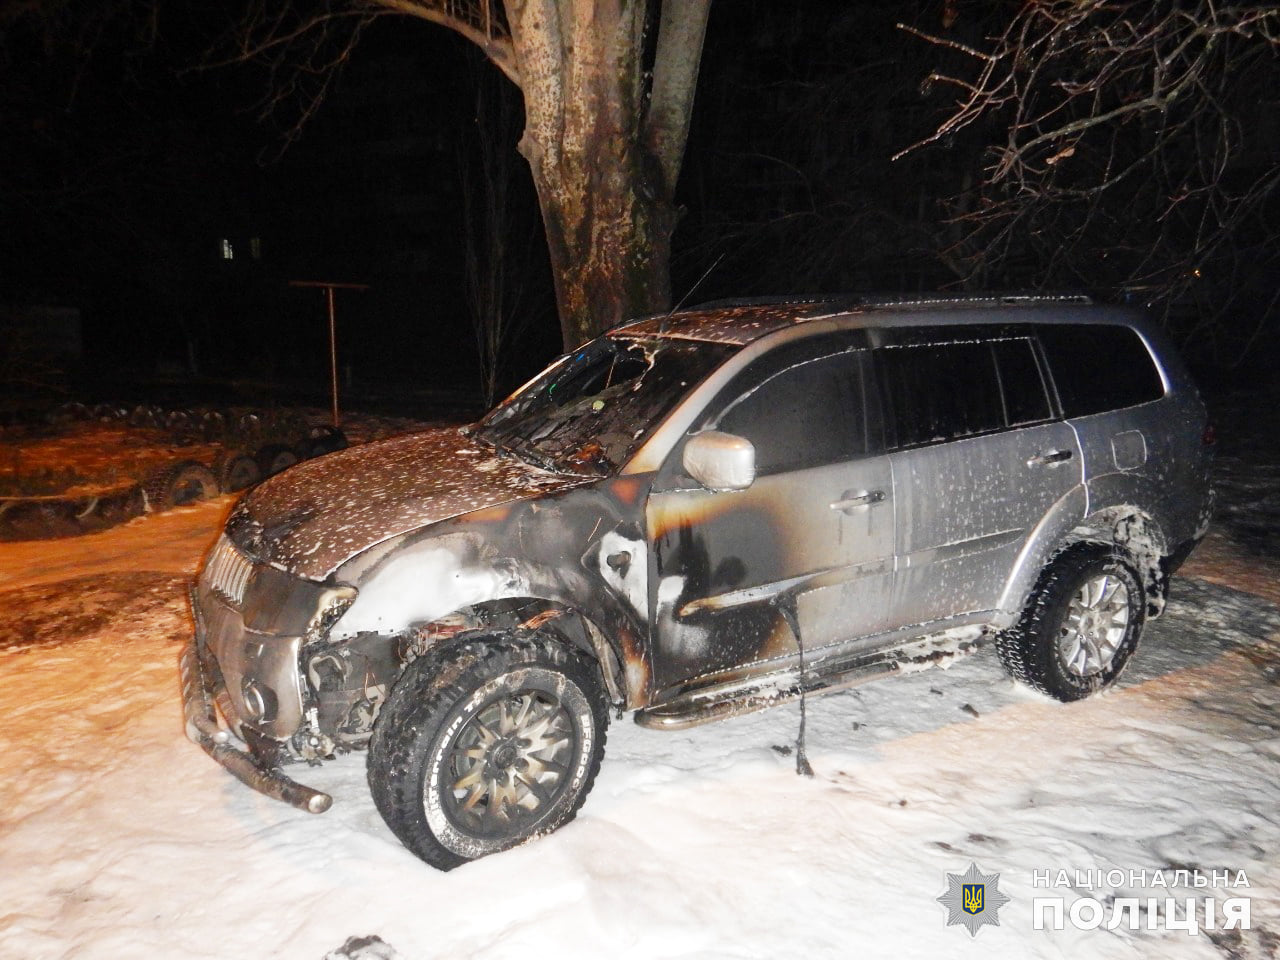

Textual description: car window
[991,337,1054,426]
[877,341,1004,448]
[477,336,734,475]
[1037,324,1165,417]
[715,350,874,475]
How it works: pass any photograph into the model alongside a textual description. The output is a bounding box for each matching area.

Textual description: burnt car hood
[227,427,588,581]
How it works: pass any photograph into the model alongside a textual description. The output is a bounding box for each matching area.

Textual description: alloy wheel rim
[443,690,574,837]
[1058,574,1131,677]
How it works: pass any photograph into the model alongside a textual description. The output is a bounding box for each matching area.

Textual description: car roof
[614,293,1101,347]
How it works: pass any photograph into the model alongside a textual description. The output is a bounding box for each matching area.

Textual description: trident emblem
[962,883,984,915]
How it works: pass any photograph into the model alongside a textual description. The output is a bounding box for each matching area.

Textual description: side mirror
[682,431,756,492]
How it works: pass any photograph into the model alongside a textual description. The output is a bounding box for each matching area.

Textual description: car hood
[227,427,588,580]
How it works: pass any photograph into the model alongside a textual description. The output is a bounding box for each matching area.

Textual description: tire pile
[0,403,347,542]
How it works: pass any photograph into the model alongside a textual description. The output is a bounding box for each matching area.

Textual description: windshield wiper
[508,442,561,473]
[476,431,564,474]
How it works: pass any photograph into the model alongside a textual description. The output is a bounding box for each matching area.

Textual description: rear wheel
[368,635,609,871]
[996,544,1145,702]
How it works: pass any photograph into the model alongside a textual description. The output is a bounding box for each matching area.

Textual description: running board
[634,627,989,731]
[634,660,898,730]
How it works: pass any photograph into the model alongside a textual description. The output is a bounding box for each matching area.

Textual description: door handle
[830,490,886,512]
[1027,449,1074,467]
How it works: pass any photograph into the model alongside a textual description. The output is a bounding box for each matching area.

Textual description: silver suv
[182,295,1213,869]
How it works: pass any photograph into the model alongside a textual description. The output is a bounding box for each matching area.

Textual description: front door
[645,344,896,696]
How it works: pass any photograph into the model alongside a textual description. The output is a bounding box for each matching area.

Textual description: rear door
[645,339,896,695]
[1036,323,1169,501]
[877,331,1080,627]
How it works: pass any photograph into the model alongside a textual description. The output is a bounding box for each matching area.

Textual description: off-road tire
[996,543,1145,702]
[143,461,219,512]
[367,635,609,871]
[255,444,299,478]
[301,424,347,459]
[217,453,261,493]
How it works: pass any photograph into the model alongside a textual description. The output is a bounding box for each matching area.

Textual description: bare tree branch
[375,0,517,83]
[899,0,1280,364]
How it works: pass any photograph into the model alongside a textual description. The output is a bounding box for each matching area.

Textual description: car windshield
[475,335,734,476]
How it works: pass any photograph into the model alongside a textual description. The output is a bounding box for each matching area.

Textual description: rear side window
[877,341,1004,447]
[1038,324,1165,417]
[992,338,1053,426]
[717,350,874,474]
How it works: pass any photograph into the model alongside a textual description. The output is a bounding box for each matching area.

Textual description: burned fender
[329,532,530,640]
[326,486,657,707]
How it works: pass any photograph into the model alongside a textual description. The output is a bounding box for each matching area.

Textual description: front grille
[204,536,254,606]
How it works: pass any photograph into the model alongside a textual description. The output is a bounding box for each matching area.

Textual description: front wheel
[996,544,1145,702]
[367,635,609,870]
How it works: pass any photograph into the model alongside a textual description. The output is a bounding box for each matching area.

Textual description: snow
[2,459,1278,958]
[0,423,222,498]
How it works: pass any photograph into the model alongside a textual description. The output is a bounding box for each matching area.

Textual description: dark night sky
[2,1,1277,411]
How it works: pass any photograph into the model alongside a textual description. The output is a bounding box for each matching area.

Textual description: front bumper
[180,638,332,814]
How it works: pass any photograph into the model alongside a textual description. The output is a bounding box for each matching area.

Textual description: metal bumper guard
[180,640,332,814]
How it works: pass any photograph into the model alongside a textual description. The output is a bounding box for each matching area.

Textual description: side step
[634,626,990,731]
[634,660,898,730]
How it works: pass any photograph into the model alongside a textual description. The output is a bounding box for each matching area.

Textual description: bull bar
[179,639,332,815]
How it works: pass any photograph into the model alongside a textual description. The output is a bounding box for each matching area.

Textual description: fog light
[241,679,278,723]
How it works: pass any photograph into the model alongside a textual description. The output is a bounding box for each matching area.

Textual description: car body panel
[889,421,1082,627]
[645,451,896,694]
[226,427,590,582]
[185,294,1213,817]
[328,476,658,702]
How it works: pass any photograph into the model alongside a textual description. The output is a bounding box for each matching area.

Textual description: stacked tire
[143,461,219,512]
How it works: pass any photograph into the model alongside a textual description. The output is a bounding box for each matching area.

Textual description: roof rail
[855,292,1092,309]
[688,294,850,311]
[688,291,1093,312]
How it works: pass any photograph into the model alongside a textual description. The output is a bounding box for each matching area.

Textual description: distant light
[220,238,234,260]
[1193,268,1202,278]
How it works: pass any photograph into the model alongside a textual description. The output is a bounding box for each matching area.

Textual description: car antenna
[660,253,725,334]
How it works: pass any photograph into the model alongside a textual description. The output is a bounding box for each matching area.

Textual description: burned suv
[182,295,1213,869]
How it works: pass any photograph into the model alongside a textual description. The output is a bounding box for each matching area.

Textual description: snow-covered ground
[1,422,1277,959]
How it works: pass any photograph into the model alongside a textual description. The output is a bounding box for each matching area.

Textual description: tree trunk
[504,0,708,349]
[525,137,676,350]
[226,0,710,354]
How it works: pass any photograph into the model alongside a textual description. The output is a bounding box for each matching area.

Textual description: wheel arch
[999,489,1171,622]
[1071,505,1170,617]
[330,529,647,710]
[394,597,627,710]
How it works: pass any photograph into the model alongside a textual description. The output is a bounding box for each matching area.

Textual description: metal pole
[326,286,339,428]
[289,280,366,431]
